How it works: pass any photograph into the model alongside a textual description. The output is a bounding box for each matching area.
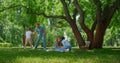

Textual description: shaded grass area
[0,47,120,63]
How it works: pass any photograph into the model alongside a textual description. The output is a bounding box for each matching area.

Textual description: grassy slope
[0,47,120,63]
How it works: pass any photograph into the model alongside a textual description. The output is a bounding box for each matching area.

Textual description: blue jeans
[34,34,46,50]
[55,46,72,52]
[64,46,72,51]
[55,46,64,52]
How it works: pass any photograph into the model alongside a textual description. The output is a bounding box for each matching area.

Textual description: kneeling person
[61,37,72,52]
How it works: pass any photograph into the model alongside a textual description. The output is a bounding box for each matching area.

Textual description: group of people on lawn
[24,22,71,52]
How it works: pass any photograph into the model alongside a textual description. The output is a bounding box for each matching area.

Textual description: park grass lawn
[0,47,120,63]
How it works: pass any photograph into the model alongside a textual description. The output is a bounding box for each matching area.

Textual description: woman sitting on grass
[55,38,64,52]
[55,37,72,52]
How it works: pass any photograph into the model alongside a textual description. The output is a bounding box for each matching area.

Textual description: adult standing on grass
[33,23,46,50]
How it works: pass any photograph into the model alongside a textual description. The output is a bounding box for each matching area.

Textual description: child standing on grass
[24,27,33,49]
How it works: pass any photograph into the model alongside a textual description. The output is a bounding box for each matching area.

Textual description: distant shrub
[0,43,12,47]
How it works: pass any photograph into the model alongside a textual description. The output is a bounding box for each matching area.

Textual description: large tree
[34,0,120,49]
[0,0,120,49]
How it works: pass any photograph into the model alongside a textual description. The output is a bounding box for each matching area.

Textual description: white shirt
[62,39,71,47]
[26,31,32,39]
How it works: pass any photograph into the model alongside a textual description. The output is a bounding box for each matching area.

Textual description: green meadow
[0,47,119,63]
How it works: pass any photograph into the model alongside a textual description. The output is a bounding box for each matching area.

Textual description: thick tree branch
[61,0,85,47]
[73,0,84,23]
[105,0,120,27]
[91,18,97,32]
[0,4,66,20]
[60,0,72,21]
[73,8,77,21]
[73,0,90,32]
[0,5,21,12]
[93,0,102,24]
[27,11,66,20]
[93,0,101,6]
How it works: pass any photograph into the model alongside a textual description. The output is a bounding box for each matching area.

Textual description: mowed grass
[0,47,120,63]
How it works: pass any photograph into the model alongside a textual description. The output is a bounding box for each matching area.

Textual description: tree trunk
[86,32,94,49]
[68,21,85,48]
[91,23,106,48]
[90,0,120,49]
[22,24,26,46]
